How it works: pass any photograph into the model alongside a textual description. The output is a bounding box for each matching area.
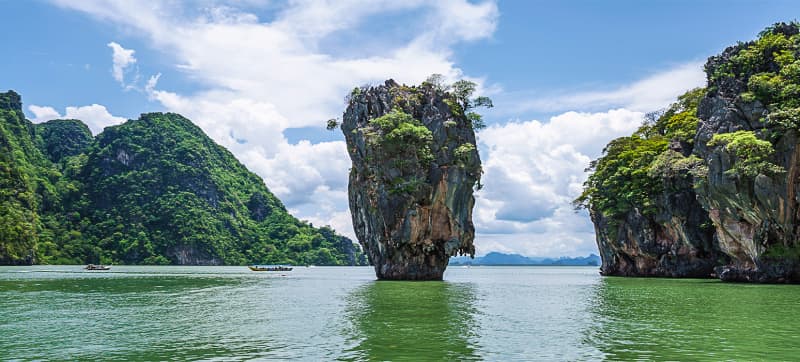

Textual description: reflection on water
[587,277,800,360]
[343,281,480,361]
[0,271,259,360]
[3,266,799,360]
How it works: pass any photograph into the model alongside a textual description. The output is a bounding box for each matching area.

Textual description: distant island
[449,252,600,266]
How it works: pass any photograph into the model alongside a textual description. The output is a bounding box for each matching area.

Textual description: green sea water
[0,266,798,360]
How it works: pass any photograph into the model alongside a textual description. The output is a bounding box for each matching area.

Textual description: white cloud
[107,41,138,87]
[28,104,126,135]
[505,61,706,115]
[473,109,645,257]
[28,105,61,121]
[51,0,702,257]
[427,0,499,43]
[52,0,498,240]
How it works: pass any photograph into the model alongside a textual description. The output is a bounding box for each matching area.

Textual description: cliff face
[584,23,800,282]
[342,80,482,280]
[693,24,800,282]
[592,160,721,278]
[580,87,726,278]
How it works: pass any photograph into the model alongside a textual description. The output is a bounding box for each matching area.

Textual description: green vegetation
[703,24,797,177]
[0,93,364,266]
[34,119,93,164]
[347,76,487,195]
[0,92,42,264]
[710,23,800,131]
[454,143,477,165]
[575,88,706,219]
[764,243,800,261]
[360,108,434,194]
[326,118,339,131]
[579,24,800,222]
[444,77,493,130]
[368,108,434,166]
[708,131,783,177]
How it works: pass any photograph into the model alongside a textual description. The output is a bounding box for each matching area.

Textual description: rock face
[592,153,723,278]
[693,24,800,282]
[342,80,482,280]
[583,87,727,278]
[586,23,800,282]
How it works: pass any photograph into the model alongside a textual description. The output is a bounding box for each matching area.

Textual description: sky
[2,0,799,257]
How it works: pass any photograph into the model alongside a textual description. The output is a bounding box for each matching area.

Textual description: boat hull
[248,265,293,272]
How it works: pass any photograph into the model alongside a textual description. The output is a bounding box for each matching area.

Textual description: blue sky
[2,0,798,256]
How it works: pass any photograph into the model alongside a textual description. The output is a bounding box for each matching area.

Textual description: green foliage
[34,119,93,165]
[708,131,784,177]
[448,79,492,130]
[344,86,364,105]
[73,112,363,266]
[0,96,364,266]
[454,143,476,165]
[451,80,477,107]
[388,176,425,195]
[355,78,484,196]
[423,74,449,92]
[326,118,339,131]
[575,135,668,218]
[649,152,708,179]
[0,91,56,264]
[637,87,705,145]
[763,243,800,261]
[575,88,707,219]
[712,23,800,127]
[710,25,800,82]
[473,96,493,109]
[465,112,486,130]
[766,107,800,130]
[366,108,434,167]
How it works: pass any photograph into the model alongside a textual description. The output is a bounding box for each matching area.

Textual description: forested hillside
[0,91,365,266]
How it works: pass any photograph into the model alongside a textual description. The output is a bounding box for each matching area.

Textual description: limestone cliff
[693,23,800,282]
[583,23,800,282]
[341,79,482,280]
[579,87,727,278]
[591,145,723,278]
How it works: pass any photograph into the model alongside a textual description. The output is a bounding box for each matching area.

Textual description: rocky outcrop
[592,148,723,277]
[342,80,482,280]
[588,23,800,282]
[693,24,800,282]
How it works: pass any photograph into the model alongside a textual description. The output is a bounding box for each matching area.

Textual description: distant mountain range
[449,252,600,266]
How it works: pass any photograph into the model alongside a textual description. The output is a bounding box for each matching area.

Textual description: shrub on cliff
[574,88,705,220]
[707,131,784,177]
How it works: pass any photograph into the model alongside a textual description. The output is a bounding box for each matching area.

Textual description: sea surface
[1,265,798,361]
